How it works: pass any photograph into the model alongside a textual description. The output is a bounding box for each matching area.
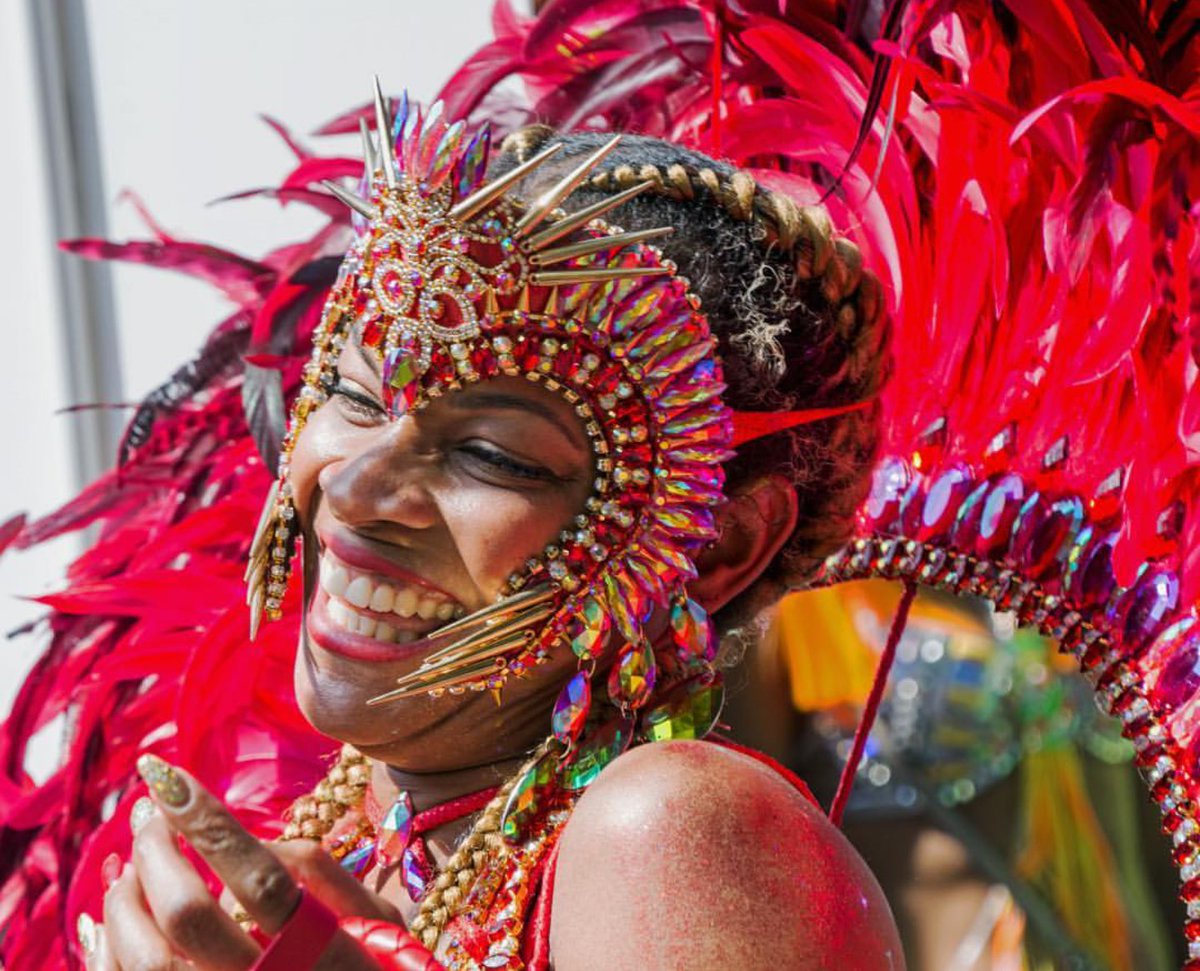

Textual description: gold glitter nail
[76,912,97,956]
[136,753,190,809]
[129,796,157,834]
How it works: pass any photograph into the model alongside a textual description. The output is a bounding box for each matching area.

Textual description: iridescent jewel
[607,639,657,709]
[425,120,465,190]
[339,841,374,878]
[949,479,990,550]
[669,598,717,661]
[374,791,415,869]
[567,598,610,660]
[604,573,651,644]
[500,747,558,843]
[400,845,432,901]
[383,343,421,418]
[453,126,491,198]
[639,673,725,742]
[552,670,592,745]
[562,714,636,790]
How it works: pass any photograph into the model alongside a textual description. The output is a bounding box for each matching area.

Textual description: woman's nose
[318,426,441,532]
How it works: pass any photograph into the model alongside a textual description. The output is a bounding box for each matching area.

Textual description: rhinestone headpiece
[247,80,731,719]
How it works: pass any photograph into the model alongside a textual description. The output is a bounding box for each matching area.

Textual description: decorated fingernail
[101,853,121,890]
[76,912,98,956]
[130,796,156,834]
[136,753,190,809]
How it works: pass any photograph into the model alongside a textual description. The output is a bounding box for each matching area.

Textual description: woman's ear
[689,474,798,613]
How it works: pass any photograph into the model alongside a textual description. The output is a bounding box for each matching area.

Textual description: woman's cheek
[289,407,351,522]
[441,488,572,596]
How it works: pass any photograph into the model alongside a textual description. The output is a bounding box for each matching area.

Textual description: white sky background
[0,0,498,769]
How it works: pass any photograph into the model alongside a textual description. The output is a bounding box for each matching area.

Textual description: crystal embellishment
[375,791,415,869]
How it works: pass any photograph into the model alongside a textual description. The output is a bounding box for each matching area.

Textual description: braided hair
[498,128,890,599]
[282,130,890,949]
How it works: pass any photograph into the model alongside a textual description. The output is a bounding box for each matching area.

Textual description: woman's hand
[85,754,403,971]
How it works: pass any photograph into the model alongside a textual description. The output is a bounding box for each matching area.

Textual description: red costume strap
[250,887,338,971]
[339,918,444,971]
[731,401,872,447]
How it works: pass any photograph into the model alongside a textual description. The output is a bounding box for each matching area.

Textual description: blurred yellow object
[776,579,990,711]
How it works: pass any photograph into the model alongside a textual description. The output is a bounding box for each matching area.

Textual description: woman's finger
[270,840,403,925]
[102,863,181,971]
[130,810,259,969]
[137,754,303,935]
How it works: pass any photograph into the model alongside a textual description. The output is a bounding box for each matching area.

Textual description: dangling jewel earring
[245,478,298,639]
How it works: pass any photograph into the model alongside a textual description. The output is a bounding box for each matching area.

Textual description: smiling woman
[9,68,898,970]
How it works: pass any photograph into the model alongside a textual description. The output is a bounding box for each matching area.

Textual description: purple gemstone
[918,464,973,542]
[1111,567,1179,653]
[864,457,912,534]
[1011,494,1084,580]
[975,473,1024,557]
[1149,619,1200,712]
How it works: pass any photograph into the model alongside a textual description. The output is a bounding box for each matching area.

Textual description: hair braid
[408,738,555,950]
[280,743,369,841]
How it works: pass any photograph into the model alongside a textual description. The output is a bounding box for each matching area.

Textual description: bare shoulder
[550,740,903,971]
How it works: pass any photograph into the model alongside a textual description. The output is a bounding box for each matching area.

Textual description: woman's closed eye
[455,440,559,482]
[331,379,386,420]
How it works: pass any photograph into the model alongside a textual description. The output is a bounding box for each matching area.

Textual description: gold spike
[517,284,531,313]
[431,585,556,638]
[358,117,379,177]
[530,266,672,287]
[530,227,674,267]
[424,612,552,667]
[490,688,503,706]
[394,633,531,689]
[321,180,377,219]
[512,135,623,238]
[543,286,559,317]
[372,76,396,189]
[526,180,657,251]
[484,288,500,316]
[247,481,280,556]
[449,142,564,222]
[366,659,503,706]
[248,587,264,641]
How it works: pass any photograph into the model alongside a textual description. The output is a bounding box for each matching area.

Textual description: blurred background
[0,0,500,745]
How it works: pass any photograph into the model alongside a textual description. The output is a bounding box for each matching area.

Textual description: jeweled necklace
[347,784,500,901]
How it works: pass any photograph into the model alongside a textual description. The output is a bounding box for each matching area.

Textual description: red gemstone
[1011,494,1084,579]
[1067,529,1117,608]
[974,473,1024,557]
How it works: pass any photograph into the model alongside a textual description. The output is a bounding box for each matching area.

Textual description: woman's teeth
[319,555,462,641]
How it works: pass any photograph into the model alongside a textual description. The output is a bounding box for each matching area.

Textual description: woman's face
[288,328,594,765]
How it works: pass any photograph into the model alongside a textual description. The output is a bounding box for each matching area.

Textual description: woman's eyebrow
[447,392,585,450]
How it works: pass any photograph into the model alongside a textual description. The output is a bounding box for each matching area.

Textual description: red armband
[340,917,445,971]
